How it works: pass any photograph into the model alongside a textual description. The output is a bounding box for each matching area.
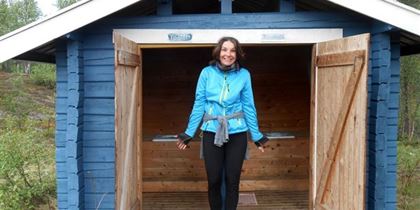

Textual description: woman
[177,37,268,210]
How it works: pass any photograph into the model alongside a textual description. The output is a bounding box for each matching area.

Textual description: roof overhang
[327,0,420,35]
[0,0,141,63]
[1,0,420,64]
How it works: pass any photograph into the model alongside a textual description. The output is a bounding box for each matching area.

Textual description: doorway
[113,31,369,210]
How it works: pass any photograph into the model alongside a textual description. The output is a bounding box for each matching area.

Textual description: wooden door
[310,33,369,210]
[114,31,142,210]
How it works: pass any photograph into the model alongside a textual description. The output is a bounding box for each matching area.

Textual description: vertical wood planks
[114,32,142,210]
[311,33,369,210]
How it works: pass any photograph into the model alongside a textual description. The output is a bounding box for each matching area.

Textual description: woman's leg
[203,131,224,210]
[224,132,248,210]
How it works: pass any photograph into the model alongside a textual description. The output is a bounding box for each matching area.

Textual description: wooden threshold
[143,191,308,210]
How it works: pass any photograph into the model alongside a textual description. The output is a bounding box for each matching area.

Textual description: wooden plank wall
[141,46,311,192]
[142,46,311,139]
[142,138,309,192]
[367,24,400,210]
[55,40,69,210]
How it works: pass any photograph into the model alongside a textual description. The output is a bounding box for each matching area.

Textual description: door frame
[113,28,345,210]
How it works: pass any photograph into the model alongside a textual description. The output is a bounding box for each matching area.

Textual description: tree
[398,0,420,9]
[397,0,420,142]
[0,0,41,73]
[56,0,79,9]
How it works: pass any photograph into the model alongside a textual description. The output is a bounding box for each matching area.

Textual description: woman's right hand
[177,139,189,150]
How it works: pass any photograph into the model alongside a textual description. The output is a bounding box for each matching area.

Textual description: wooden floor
[143,191,308,210]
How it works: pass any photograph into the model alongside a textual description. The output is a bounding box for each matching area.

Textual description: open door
[114,31,142,210]
[310,33,369,210]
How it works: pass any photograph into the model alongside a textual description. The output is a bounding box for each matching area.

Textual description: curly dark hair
[209,37,245,66]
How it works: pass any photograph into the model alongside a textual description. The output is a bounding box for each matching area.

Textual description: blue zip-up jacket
[184,65,264,142]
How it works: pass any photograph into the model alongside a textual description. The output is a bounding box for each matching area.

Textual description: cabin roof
[0,0,419,63]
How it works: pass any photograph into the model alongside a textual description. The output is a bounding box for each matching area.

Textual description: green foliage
[0,0,40,36]
[29,63,56,89]
[0,72,56,209]
[398,141,420,210]
[0,74,32,120]
[56,0,80,9]
[398,0,420,9]
[399,55,420,142]
[0,117,56,210]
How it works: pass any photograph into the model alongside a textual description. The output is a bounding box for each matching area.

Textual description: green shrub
[398,141,420,210]
[0,116,56,210]
[29,64,56,89]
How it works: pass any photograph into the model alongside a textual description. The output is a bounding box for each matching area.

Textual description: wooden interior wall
[142,46,311,192]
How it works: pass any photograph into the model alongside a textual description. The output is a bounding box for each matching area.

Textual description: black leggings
[202,131,248,210]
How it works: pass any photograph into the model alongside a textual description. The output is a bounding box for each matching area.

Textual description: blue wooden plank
[66,140,83,158]
[85,193,115,209]
[83,34,113,49]
[57,162,67,178]
[68,89,84,108]
[84,82,114,98]
[371,54,391,67]
[385,187,396,202]
[56,130,66,147]
[84,162,115,178]
[56,147,67,162]
[56,116,67,131]
[84,12,367,33]
[371,66,391,85]
[57,178,68,193]
[386,156,397,166]
[57,66,68,83]
[67,109,83,126]
[280,0,295,13]
[84,65,114,82]
[370,83,390,101]
[83,131,115,147]
[84,177,115,193]
[68,188,84,207]
[386,117,398,127]
[56,97,67,114]
[83,147,115,162]
[390,60,400,76]
[84,98,114,115]
[83,115,114,131]
[68,171,84,191]
[84,50,114,66]
[369,101,387,118]
[57,82,68,98]
[68,74,84,91]
[389,81,399,93]
[221,0,232,14]
[157,0,173,16]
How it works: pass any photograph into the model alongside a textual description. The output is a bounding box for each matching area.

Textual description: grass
[398,140,420,210]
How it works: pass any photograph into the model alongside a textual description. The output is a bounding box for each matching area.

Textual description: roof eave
[327,0,420,35]
[0,0,142,63]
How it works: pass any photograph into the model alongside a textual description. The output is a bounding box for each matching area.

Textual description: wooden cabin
[1,0,420,209]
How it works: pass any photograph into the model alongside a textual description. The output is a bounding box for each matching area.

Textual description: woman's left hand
[176,139,189,150]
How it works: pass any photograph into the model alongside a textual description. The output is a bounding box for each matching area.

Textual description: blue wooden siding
[66,38,85,210]
[367,22,399,210]
[54,11,399,210]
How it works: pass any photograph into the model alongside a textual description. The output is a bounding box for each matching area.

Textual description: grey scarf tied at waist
[200,112,250,160]
[203,112,244,147]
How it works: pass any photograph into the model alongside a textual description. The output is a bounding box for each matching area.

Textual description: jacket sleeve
[184,68,207,137]
[241,71,264,141]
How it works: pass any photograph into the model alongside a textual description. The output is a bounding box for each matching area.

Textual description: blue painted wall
[366,23,399,210]
[54,11,399,210]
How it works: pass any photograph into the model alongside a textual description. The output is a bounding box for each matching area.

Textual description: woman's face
[219,40,237,66]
